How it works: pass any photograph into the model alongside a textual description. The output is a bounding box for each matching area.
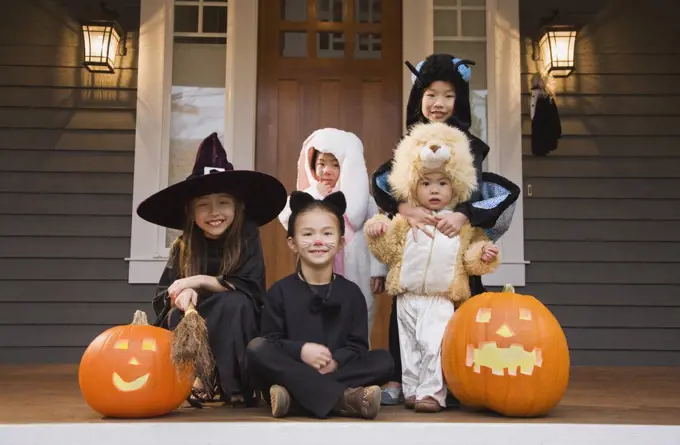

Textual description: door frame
[126,0,525,286]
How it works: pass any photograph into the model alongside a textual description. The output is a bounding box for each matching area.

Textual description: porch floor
[1,364,679,425]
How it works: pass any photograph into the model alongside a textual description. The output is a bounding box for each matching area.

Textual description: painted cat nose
[429,144,439,152]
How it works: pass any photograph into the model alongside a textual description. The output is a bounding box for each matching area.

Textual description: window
[166,0,229,248]
[433,0,488,145]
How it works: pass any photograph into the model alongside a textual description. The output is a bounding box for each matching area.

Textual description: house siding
[0,0,155,363]
[520,0,680,365]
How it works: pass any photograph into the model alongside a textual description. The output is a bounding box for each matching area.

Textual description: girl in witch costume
[246,191,394,419]
[371,53,520,405]
[137,132,287,407]
[277,128,387,332]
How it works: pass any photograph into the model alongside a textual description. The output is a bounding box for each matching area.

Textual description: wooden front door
[255,0,402,347]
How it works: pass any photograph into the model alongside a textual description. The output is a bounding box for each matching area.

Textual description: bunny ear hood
[295,128,369,229]
[388,122,477,209]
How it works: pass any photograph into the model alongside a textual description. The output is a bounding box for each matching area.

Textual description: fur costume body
[364,122,500,408]
[278,128,387,330]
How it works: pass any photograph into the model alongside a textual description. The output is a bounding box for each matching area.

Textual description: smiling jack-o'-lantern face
[442,285,570,417]
[79,311,193,419]
[110,337,157,392]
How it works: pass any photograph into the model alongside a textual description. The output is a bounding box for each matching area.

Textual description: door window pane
[281,0,307,21]
[316,0,344,22]
[355,32,381,59]
[355,0,381,23]
[317,31,345,58]
[281,31,308,57]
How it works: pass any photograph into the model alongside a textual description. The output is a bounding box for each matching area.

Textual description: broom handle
[185,302,197,316]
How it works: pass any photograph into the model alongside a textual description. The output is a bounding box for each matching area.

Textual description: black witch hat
[136,132,287,230]
[405,53,476,130]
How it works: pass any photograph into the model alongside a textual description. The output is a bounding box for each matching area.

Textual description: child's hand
[366,221,388,238]
[168,277,197,302]
[436,212,468,238]
[318,359,338,375]
[301,342,332,370]
[370,276,385,293]
[481,245,499,263]
[174,288,198,311]
[316,182,332,197]
[399,204,439,240]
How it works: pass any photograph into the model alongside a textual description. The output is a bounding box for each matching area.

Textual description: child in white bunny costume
[278,128,387,332]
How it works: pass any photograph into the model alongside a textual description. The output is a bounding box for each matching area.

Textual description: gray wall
[0,0,155,363]
[520,0,680,365]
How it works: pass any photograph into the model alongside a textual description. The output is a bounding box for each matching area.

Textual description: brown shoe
[270,385,291,418]
[414,396,442,413]
[333,385,382,419]
[404,396,416,409]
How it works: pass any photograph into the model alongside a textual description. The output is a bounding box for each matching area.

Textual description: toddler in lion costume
[364,122,500,413]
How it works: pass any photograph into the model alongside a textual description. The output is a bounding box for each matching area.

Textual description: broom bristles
[171,310,215,395]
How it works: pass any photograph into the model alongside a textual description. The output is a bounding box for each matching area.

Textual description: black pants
[168,291,259,404]
[246,337,394,418]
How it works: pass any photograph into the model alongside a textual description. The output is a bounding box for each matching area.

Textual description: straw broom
[170,302,215,397]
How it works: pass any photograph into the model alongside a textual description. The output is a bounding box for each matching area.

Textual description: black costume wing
[371,133,520,243]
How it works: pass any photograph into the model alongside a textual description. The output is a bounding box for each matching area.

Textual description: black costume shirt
[260,273,370,367]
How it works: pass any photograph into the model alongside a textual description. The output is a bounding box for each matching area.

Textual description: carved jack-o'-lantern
[442,285,570,417]
[79,311,193,418]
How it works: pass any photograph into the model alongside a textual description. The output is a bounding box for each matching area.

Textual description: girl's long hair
[174,197,246,278]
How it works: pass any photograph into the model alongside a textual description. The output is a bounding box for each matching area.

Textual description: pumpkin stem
[502,284,515,293]
[131,310,150,326]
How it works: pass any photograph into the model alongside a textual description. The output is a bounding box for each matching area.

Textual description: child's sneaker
[414,396,442,413]
[270,385,291,418]
[334,385,382,419]
[381,386,404,405]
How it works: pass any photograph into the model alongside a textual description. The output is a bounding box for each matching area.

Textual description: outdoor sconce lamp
[81,20,127,73]
[537,25,579,77]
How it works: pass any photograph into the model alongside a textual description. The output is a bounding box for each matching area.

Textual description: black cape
[151,219,267,327]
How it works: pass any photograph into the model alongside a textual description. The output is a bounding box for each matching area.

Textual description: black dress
[151,219,266,404]
[371,116,520,384]
[246,273,394,418]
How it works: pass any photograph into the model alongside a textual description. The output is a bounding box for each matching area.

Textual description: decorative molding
[482,0,527,287]
[401,0,433,131]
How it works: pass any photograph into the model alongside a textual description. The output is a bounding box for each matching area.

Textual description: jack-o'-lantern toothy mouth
[112,372,150,392]
[466,342,543,376]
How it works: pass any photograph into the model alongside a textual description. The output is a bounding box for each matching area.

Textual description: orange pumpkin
[79,310,193,418]
[442,285,570,417]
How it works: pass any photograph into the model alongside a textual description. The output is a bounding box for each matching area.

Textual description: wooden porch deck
[1,364,679,425]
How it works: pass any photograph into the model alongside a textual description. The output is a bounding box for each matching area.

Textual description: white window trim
[128,0,525,286]
[127,0,258,283]
[404,0,526,286]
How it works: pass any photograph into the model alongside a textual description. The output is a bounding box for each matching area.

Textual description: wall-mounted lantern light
[81,20,126,73]
[537,25,579,77]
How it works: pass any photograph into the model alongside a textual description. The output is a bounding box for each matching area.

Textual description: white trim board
[2,422,679,445]
[127,0,526,286]
[483,0,527,287]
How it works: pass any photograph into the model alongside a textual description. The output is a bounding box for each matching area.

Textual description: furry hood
[388,122,477,209]
[295,128,369,229]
